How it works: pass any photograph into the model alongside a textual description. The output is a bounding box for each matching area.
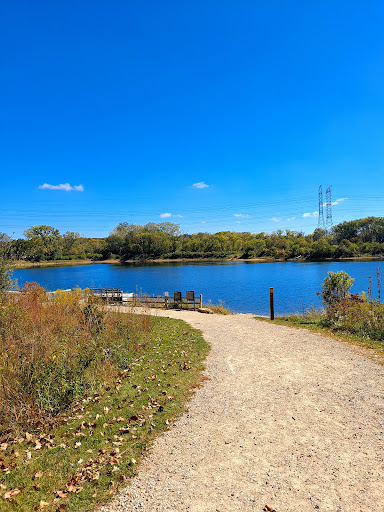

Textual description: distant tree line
[6,217,384,263]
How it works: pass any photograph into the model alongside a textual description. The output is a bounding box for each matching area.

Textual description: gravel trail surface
[100,309,384,512]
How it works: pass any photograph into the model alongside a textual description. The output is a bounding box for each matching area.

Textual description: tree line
[5,217,384,263]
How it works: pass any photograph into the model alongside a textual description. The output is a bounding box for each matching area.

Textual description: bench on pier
[172,290,202,310]
[91,289,203,310]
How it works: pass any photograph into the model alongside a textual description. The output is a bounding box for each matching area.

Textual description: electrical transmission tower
[326,186,333,233]
[318,185,325,230]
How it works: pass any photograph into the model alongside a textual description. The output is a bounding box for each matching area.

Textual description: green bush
[321,271,354,308]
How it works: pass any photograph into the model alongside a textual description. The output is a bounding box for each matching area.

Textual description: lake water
[13,260,383,316]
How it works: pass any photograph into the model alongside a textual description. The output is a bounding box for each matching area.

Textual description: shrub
[321,271,355,308]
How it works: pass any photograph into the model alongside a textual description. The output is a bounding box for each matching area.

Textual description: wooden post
[164,292,168,310]
[270,287,274,320]
[199,294,203,309]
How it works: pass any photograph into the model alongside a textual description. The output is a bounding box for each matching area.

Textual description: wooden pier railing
[91,288,203,309]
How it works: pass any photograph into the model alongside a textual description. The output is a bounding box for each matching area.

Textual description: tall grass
[322,295,384,340]
[0,283,153,441]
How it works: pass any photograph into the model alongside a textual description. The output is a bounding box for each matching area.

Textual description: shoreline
[13,254,383,269]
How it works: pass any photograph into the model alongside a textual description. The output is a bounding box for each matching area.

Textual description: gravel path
[99,309,384,512]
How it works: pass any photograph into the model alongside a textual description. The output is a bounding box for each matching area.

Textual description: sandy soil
[99,309,384,512]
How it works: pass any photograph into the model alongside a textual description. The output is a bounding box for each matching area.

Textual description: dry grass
[0,283,155,441]
[0,284,209,511]
[203,300,231,315]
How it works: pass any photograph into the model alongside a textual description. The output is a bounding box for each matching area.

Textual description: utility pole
[326,186,333,234]
[318,185,325,230]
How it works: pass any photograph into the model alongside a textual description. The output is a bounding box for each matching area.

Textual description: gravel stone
[99,309,384,512]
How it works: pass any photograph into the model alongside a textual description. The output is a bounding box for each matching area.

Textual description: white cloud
[160,213,183,219]
[192,181,209,189]
[322,197,348,207]
[287,216,296,221]
[234,213,250,218]
[39,183,84,192]
[269,217,281,222]
[303,211,319,218]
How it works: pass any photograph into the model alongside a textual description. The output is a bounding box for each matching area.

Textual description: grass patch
[203,300,231,315]
[0,286,209,511]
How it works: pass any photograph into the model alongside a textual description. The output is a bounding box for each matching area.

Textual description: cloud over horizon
[160,213,183,219]
[305,198,348,217]
[192,181,209,189]
[39,183,84,192]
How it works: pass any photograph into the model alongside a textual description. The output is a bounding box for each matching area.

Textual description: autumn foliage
[0,284,152,440]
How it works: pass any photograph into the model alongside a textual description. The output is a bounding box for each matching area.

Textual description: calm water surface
[13,260,383,316]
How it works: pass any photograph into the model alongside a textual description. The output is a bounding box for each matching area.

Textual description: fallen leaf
[39,500,49,508]
[25,451,32,460]
[56,490,68,499]
[34,440,42,450]
[34,471,44,479]
[4,488,21,499]
[66,483,77,493]
[25,432,33,442]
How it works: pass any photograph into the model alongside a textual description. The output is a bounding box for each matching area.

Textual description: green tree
[23,225,61,261]
[0,233,15,291]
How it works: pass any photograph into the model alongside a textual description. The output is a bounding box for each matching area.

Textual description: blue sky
[1,0,383,238]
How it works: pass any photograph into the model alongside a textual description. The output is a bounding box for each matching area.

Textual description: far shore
[13,257,272,269]
[12,254,383,270]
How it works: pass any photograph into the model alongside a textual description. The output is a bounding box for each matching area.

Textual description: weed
[0,285,209,511]
[203,300,231,315]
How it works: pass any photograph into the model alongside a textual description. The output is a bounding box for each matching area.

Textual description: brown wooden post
[164,291,168,310]
[270,287,274,320]
[199,294,203,309]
